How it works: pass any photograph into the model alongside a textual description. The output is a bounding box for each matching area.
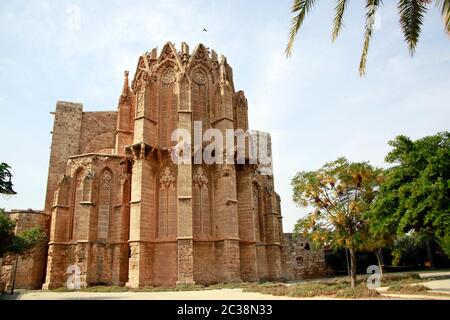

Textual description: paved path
[376,277,450,300]
[420,279,450,293]
[418,271,450,280]
[16,289,333,300]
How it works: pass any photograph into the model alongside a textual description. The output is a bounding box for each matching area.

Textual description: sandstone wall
[0,210,49,290]
[80,111,117,154]
[40,42,290,288]
[44,102,118,213]
[283,233,327,281]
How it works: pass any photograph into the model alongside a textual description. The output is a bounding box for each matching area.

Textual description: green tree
[0,163,16,195]
[391,232,428,267]
[369,132,450,259]
[0,210,47,259]
[286,0,450,75]
[292,157,384,287]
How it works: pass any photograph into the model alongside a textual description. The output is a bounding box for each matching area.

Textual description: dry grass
[244,282,289,296]
[387,284,429,294]
[334,284,380,298]
[381,273,422,286]
[244,281,380,299]
[205,282,250,290]
[131,284,205,292]
[81,286,128,292]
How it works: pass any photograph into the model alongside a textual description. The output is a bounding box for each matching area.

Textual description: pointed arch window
[193,167,211,236]
[160,68,177,148]
[158,167,177,237]
[69,169,84,240]
[98,169,112,241]
[191,69,209,131]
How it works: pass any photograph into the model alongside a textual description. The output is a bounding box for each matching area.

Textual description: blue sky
[0,0,449,232]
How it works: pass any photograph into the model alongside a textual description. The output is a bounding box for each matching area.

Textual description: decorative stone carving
[140,142,146,160]
[57,174,69,187]
[162,45,176,60]
[133,64,150,92]
[160,167,175,190]
[162,68,176,85]
[195,48,207,61]
[193,167,208,189]
[220,165,232,177]
[137,88,145,116]
[119,71,132,105]
[101,171,112,189]
[192,70,207,85]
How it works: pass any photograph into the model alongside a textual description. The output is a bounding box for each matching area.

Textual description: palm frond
[285,0,318,57]
[436,0,450,36]
[398,0,429,55]
[332,0,349,42]
[359,0,383,76]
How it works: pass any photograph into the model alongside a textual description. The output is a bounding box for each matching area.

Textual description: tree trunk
[349,248,357,288]
[375,248,384,280]
[10,254,18,295]
[345,248,350,276]
[425,238,435,268]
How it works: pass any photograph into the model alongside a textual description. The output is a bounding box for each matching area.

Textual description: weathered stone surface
[283,233,328,280]
[0,210,49,290]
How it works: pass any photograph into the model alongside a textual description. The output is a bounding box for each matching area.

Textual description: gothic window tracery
[191,68,209,131]
[158,167,177,237]
[136,87,145,117]
[159,68,177,148]
[193,167,211,236]
[82,171,94,202]
[69,169,84,240]
[97,169,112,241]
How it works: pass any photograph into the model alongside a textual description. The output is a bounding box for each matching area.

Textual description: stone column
[236,165,258,282]
[115,71,134,155]
[265,187,283,281]
[214,164,241,282]
[126,77,158,288]
[212,65,242,282]
[176,72,195,285]
[126,146,156,288]
[112,167,131,286]
[43,176,71,290]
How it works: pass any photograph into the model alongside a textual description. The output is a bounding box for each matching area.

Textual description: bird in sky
[203,28,207,32]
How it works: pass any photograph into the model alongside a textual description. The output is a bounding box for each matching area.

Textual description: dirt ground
[5,271,450,300]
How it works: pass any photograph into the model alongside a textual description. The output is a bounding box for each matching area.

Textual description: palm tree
[285,0,450,76]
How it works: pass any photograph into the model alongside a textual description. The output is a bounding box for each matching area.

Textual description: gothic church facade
[41,42,286,288]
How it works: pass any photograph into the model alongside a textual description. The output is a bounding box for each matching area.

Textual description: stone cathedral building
[0,42,328,291]
[40,42,288,288]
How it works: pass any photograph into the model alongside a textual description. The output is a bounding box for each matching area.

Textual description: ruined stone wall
[0,210,49,290]
[283,233,327,281]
